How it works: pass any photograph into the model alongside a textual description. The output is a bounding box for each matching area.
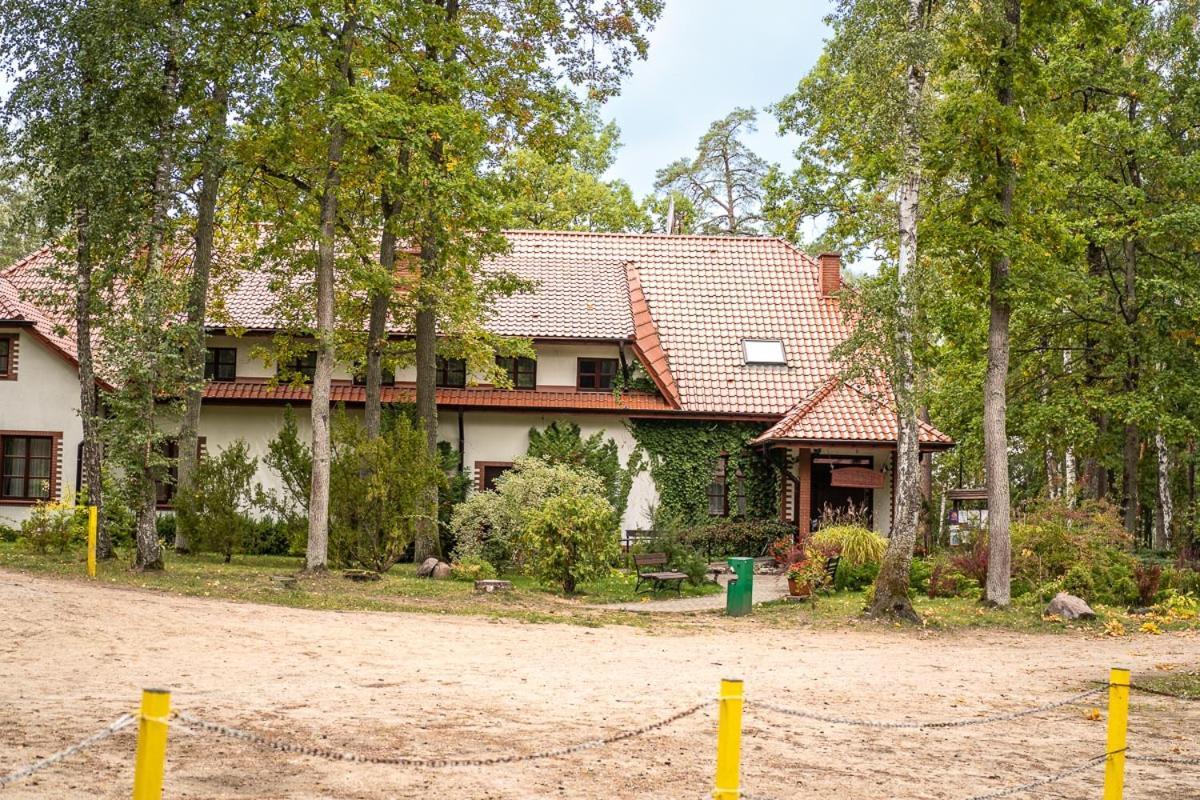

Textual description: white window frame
[742,339,787,365]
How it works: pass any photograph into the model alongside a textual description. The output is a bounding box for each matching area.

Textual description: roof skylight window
[742,339,787,365]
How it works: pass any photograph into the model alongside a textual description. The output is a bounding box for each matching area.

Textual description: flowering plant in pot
[786,551,826,598]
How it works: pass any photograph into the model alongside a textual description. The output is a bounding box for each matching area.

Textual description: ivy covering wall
[628,420,779,525]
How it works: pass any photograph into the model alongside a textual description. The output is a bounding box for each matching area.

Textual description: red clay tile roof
[2,231,952,445]
[625,261,680,408]
[1,247,84,366]
[752,378,954,447]
[202,379,675,413]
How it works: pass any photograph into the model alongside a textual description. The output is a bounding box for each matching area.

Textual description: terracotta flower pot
[787,577,812,597]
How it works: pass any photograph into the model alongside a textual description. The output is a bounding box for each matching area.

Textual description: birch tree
[774,0,937,621]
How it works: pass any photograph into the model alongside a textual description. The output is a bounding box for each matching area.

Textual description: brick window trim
[0,429,63,506]
[0,333,18,380]
[155,436,207,510]
[474,461,513,492]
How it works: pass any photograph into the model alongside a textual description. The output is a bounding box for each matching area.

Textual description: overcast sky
[600,0,834,199]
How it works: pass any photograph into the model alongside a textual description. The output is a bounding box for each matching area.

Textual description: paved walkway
[596,572,791,613]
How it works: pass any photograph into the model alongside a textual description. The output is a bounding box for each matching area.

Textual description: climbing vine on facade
[629,420,778,524]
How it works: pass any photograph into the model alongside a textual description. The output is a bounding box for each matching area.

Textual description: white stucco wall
[197,404,655,532]
[0,330,84,524]
[205,334,624,388]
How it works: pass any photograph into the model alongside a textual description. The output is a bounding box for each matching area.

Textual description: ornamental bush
[684,518,792,559]
[175,439,260,562]
[21,502,87,553]
[451,457,609,570]
[526,421,644,521]
[1010,500,1138,607]
[520,489,619,594]
[328,413,441,574]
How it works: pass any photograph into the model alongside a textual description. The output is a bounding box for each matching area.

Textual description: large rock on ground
[1044,592,1096,620]
[416,557,440,578]
[430,561,452,580]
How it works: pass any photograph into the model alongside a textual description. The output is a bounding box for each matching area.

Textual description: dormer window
[742,339,786,366]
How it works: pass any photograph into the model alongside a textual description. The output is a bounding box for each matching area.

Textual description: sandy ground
[1,571,1197,800]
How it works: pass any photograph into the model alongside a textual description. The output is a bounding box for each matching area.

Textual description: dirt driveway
[1,571,1197,799]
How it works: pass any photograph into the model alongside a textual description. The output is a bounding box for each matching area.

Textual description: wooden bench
[633,553,688,596]
[822,555,841,590]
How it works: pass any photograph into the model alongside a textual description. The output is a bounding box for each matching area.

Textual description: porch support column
[796,448,812,539]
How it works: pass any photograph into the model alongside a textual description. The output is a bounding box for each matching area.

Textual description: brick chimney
[817,252,842,297]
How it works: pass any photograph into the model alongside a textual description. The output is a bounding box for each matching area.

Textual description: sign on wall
[829,467,884,489]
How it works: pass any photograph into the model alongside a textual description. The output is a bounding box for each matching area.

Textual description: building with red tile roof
[1,231,950,536]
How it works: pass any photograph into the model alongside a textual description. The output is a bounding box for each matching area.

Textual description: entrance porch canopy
[753,379,953,536]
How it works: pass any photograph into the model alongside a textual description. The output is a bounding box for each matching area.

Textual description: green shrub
[641,507,712,585]
[20,502,87,553]
[835,560,879,591]
[328,412,441,574]
[262,405,311,553]
[1011,500,1138,606]
[101,468,136,549]
[684,518,792,559]
[245,518,292,556]
[0,522,19,542]
[521,489,619,593]
[450,555,498,582]
[155,513,176,547]
[909,557,933,594]
[176,440,260,562]
[1160,567,1200,598]
[527,421,644,521]
[812,525,887,568]
[451,457,609,570]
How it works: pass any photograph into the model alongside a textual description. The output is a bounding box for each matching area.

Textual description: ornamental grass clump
[811,525,887,568]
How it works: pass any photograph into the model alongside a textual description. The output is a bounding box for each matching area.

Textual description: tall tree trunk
[1081,240,1107,501]
[72,76,109,559]
[1154,430,1172,551]
[74,205,109,559]
[867,0,926,625]
[306,16,357,572]
[918,408,933,552]
[176,86,228,553]
[1063,348,1077,506]
[413,262,440,562]
[134,0,183,572]
[411,0,459,563]
[983,0,1020,607]
[365,189,401,439]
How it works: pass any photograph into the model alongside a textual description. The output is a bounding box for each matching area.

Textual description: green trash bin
[726,557,755,616]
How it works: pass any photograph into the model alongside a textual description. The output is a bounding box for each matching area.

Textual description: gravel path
[597,572,791,613]
[1,570,1197,799]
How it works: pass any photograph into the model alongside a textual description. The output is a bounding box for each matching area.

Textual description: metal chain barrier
[748,687,1104,730]
[1128,753,1200,767]
[0,713,136,788]
[1128,683,1200,702]
[962,751,1113,800]
[175,700,707,768]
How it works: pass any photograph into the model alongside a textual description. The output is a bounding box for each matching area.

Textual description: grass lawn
[2,542,1197,638]
[0,543,718,626]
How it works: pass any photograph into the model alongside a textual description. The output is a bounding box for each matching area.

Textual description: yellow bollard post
[131,688,171,800]
[87,506,97,579]
[713,678,743,800]
[1103,667,1129,800]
